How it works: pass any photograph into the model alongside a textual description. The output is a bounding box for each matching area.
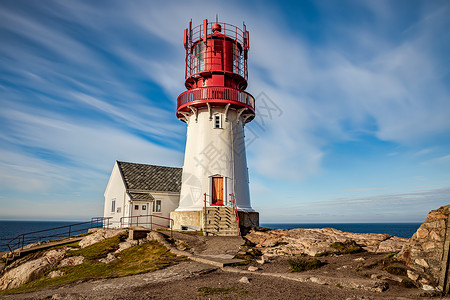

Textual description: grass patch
[66,233,127,260]
[315,251,331,257]
[234,245,262,262]
[197,286,247,296]
[386,251,399,259]
[288,257,324,272]
[402,279,416,288]
[384,265,407,276]
[1,239,178,295]
[330,241,363,255]
[336,283,343,288]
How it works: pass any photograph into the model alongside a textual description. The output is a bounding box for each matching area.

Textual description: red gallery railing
[177,86,255,112]
[119,214,174,239]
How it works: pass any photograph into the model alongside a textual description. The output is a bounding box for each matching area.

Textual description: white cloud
[259,187,450,222]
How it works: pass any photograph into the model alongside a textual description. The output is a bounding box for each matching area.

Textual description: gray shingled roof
[117,161,182,193]
[129,193,155,201]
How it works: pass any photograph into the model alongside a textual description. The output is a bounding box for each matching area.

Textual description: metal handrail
[6,217,111,253]
[204,193,207,235]
[177,86,255,111]
[229,193,240,236]
[119,214,174,239]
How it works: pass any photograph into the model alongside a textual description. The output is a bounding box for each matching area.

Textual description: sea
[0,220,88,252]
[0,221,421,252]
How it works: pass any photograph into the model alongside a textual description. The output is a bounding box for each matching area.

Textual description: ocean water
[0,221,421,252]
[0,220,88,252]
[260,223,421,239]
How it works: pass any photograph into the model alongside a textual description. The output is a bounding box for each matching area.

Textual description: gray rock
[245,227,406,257]
[99,253,116,264]
[114,240,138,254]
[239,276,250,283]
[397,205,450,293]
[79,229,126,248]
[0,249,65,290]
[48,270,65,278]
[58,256,84,267]
[407,270,419,281]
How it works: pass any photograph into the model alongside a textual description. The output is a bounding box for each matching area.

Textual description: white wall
[103,162,127,228]
[177,107,254,212]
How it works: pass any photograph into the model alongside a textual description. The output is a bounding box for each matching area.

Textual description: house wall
[103,162,127,228]
[149,192,180,228]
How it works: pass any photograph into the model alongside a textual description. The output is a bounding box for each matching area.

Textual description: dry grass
[1,237,179,295]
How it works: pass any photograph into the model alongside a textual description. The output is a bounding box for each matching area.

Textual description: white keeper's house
[103,161,182,228]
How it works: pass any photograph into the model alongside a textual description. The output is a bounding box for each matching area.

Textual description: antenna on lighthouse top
[216,14,219,23]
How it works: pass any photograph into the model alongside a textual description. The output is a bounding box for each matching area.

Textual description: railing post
[21,235,24,250]
[204,193,207,236]
[151,215,153,230]
[68,225,72,238]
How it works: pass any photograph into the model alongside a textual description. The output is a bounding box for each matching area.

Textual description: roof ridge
[117,160,182,170]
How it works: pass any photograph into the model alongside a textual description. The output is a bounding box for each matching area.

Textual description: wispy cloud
[0,0,448,220]
[259,187,450,222]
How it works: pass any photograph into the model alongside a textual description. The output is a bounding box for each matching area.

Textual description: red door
[212,177,224,205]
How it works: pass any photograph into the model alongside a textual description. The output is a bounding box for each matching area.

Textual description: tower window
[111,200,116,213]
[213,114,222,129]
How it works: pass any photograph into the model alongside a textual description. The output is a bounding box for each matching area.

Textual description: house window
[213,114,222,129]
[111,200,116,213]
[142,205,147,211]
[116,207,121,213]
[153,200,161,212]
[134,205,139,210]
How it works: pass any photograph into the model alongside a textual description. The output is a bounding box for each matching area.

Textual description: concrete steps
[204,207,239,236]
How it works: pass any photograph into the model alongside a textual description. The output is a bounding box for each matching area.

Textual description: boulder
[58,256,84,267]
[99,253,116,264]
[0,249,65,290]
[48,270,64,278]
[114,240,138,254]
[245,227,407,257]
[239,276,250,283]
[397,205,450,293]
[79,229,127,248]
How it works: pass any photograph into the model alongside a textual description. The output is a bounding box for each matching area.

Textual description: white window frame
[153,200,162,213]
[111,199,116,213]
[213,114,223,129]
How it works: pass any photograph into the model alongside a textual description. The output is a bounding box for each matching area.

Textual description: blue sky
[0,0,449,222]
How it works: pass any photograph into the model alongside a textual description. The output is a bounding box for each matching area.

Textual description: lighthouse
[170,19,259,234]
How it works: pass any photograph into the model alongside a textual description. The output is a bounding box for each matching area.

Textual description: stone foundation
[170,210,259,233]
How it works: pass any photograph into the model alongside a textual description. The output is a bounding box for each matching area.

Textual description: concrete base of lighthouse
[170,210,259,234]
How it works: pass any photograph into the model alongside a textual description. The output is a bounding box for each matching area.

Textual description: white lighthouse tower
[171,19,259,235]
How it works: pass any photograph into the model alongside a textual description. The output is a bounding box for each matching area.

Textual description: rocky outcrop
[79,229,126,248]
[58,256,84,267]
[245,228,407,257]
[397,205,450,293]
[0,249,65,290]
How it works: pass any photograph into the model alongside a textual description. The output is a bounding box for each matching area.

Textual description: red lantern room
[176,19,255,123]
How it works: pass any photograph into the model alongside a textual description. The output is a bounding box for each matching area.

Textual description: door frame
[211,176,224,206]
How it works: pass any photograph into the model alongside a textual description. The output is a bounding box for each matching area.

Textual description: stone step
[205,225,238,231]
